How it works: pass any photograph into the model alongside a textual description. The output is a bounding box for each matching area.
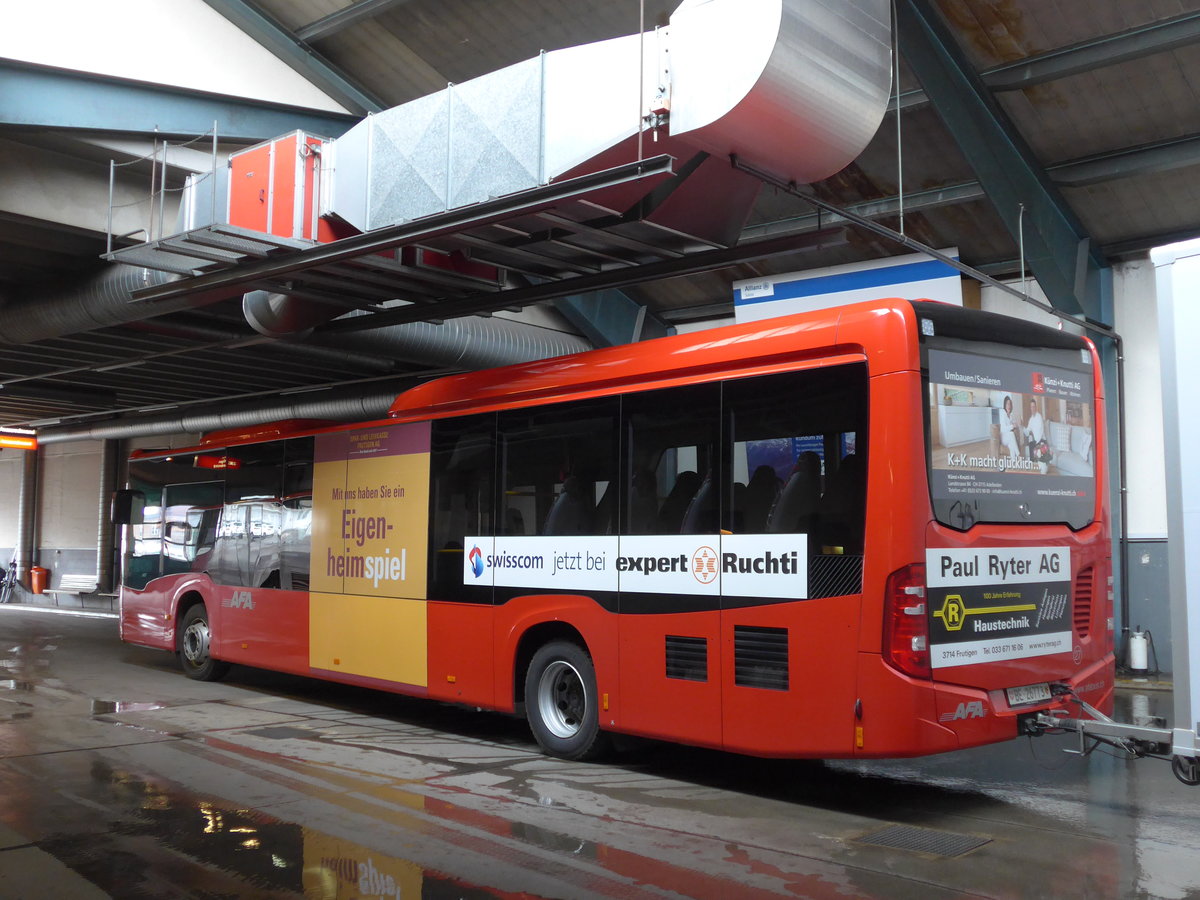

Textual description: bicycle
[0,560,17,604]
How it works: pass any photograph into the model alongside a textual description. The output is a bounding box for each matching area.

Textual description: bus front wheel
[524,640,609,761]
[178,604,230,682]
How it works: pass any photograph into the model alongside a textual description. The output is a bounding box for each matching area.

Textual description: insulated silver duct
[244,290,328,338]
[244,291,591,369]
[0,266,188,345]
[338,315,590,370]
[37,384,405,444]
[126,315,399,374]
[3,266,588,372]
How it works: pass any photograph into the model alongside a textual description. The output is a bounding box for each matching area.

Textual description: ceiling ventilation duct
[325,0,891,234]
[246,0,891,339]
[243,290,590,367]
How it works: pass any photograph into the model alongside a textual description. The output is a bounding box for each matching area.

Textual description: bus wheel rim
[537,659,586,739]
[182,619,211,664]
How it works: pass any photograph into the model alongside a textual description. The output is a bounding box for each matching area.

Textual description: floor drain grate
[856,824,991,857]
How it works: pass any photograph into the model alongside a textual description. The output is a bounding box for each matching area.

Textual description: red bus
[115,298,1113,760]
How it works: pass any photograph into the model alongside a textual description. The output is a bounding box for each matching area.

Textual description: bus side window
[724,364,868,560]
[428,414,496,602]
[499,398,618,538]
[213,442,284,589]
[621,383,719,535]
[282,437,314,592]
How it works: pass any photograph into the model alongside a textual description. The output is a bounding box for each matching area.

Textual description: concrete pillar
[97,439,119,593]
[15,447,39,585]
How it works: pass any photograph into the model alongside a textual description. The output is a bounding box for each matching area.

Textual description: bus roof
[387,297,922,422]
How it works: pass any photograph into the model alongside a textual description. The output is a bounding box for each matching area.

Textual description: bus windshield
[922,309,1098,531]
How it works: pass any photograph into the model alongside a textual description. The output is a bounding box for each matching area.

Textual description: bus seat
[593,482,615,535]
[681,476,717,534]
[743,465,781,532]
[627,469,659,534]
[768,451,821,535]
[543,476,592,535]
[504,507,526,535]
[817,453,865,554]
[657,470,700,534]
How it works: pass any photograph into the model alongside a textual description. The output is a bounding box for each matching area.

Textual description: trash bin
[30,566,48,595]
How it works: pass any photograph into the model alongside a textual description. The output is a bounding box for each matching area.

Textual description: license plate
[1006,683,1052,707]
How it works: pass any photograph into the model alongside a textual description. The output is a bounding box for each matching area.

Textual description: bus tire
[524,640,609,761]
[178,604,230,682]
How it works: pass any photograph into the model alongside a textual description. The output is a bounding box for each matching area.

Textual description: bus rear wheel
[178,604,230,682]
[524,640,608,761]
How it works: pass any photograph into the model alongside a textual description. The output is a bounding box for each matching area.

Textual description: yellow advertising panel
[309,423,431,686]
[309,593,427,687]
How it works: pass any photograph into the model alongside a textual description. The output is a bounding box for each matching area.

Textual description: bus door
[719,365,868,757]
[618,383,725,749]
[158,481,224,638]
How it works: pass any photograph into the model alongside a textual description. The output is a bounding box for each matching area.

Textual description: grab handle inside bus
[111,489,145,525]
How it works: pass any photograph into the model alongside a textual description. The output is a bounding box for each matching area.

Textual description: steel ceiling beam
[986,9,1200,90]
[0,60,360,142]
[200,0,385,116]
[895,0,1111,321]
[891,9,1200,111]
[742,130,1200,241]
[296,0,417,42]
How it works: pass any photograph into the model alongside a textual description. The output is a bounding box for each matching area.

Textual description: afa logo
[939,701,987,722]
[468,546,485,578]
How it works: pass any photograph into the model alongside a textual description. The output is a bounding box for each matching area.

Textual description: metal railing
[106,121,221,254]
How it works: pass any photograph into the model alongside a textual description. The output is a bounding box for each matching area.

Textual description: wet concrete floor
[0,604,1197,899]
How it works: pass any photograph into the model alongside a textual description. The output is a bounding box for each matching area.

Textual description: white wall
[0,0,349,113]
[1113,260,1166,539]
[0,450,24,549]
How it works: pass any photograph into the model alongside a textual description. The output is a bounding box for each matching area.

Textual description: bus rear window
[926,344,1097,530]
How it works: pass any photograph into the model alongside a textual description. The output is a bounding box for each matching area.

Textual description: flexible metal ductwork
[244,291,590,369]
[338,315,590,370]
[38,306,591,444]
[0,266,187,345]
[126,314,400,374]
[37,383,404,445]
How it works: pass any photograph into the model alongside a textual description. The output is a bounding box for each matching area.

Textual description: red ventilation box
[228,131,339,242]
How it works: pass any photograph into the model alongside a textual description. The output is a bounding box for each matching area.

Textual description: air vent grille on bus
[665,635,708,682]
[734,626,789,691]
[1074,566,1094,637]
[808,555,864,599]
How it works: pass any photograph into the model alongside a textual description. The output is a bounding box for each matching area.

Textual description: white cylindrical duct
[669,0,892,184]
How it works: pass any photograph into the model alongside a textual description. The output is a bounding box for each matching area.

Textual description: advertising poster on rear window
[926,546,1072,668]
[927,348,1095,523]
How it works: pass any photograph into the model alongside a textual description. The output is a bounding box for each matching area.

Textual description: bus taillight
[884,564,931,679]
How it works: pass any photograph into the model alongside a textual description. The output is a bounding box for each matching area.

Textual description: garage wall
[37,440,104,584]
[0,448,24,555]
[0,432,202,593]
[0,0,349,114]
